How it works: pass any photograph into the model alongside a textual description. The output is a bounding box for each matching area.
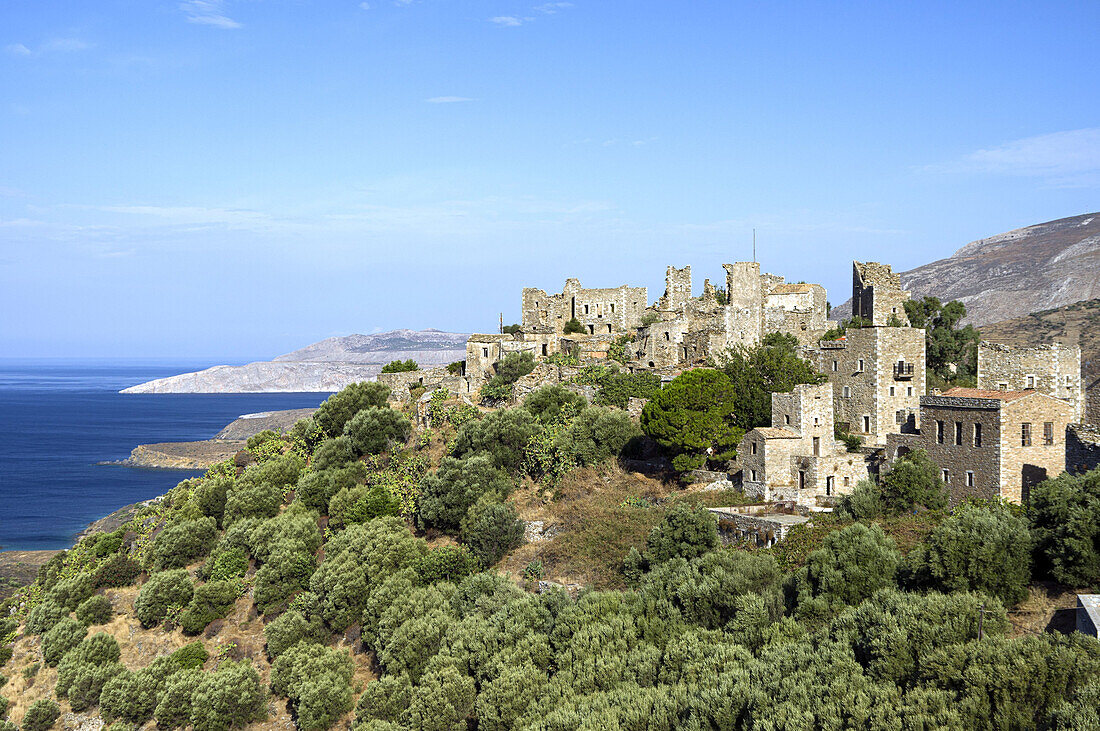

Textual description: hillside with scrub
[4,340,1100,730]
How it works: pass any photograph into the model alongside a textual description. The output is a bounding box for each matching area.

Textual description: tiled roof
[754,427,800,439]
[941,387,1035,402]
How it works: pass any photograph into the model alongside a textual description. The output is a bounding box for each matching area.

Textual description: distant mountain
[121,329,469,393]
[831,213,1100,325]
[274,329,470,363]
[980,299,1100,422]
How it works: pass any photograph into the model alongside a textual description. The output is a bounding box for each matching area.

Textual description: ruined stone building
[635,263,828,369]
[886,388,1074,505]
[736,382,869,506]
[852,261,911,326]
[977,341,1084,422]
[465,262,830,384]
[811,262,925,446]
[521,279,648,336]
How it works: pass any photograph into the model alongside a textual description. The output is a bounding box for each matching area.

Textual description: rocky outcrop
[120,440,245,469]
[214,408,317,439]
[121,329,469,393]
[832,213,1100,325]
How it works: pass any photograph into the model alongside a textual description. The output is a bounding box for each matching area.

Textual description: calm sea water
[0,360,329,551]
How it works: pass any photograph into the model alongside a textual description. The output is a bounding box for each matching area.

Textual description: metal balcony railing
[893,363,914,379]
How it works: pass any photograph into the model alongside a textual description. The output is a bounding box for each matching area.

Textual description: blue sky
[2,0,1098,359]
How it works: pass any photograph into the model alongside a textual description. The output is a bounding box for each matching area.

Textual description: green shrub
[42,616,87,666]
[562,318,585,335]
[189,660,267,731]
[46,572,96,611]
[1031,467,1100,586]
[329,484,401,528]
[93,529,125,557]
[180,580,238,635]
[223,453,303,524]
[344,407,412,456]
[296,462,369,514]
[170,640,210,669]
[355,673,412,726]
[147,516,218,572]
[154,669,203,728]
[640,503,719,567]
[21,699,60,731]
[414,545,480,584]
[796,523,902,617]
[836,479,884,520]
[271,643,355,731]
[0,696,7,720]
[95,553,142,588]
[99,669,160,724]
[311,436,358,471]
[25,600,66,635]
[0,721,15,731]
[310,518,426,631]
[461,496,525,567]
[315,382,392,437]
[194,476,234,526]
[452,408,541,474]
[879,449,949,513]
[254,546,317,614]
[560,406,641,465]
[381,359,419,373]
[208,546,249,581]
[75,594,113,626]
[56,633,123,710]
[134,569,194,628]
[248,506,322,564]
[596,371,661,409]
[418,455,512,531]
[264,606,326,659]
[907,501,1032,605]
[522,385,587,424]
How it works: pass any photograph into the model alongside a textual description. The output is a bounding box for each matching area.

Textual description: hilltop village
[381,260,1100,514]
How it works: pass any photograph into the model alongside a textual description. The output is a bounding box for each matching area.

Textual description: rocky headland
[121,328,469,393]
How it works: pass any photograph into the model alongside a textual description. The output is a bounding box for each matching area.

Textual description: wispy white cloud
[489,16,526,26]
[534,2,572,13]
[930,128,1100,187]
[425,96,473,104]
[6,39,91,57]
[359,1,371,8]
[180,1,242,29]
[41,38,91,52]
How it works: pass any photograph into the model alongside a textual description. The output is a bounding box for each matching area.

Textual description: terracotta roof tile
[940,387,1035,402]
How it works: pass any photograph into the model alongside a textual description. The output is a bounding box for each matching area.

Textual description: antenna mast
[753,228,756,262]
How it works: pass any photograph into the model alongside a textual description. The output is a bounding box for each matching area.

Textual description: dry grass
[499,463,720,589]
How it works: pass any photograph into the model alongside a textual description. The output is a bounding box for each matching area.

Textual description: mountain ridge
[831,213,1100,325]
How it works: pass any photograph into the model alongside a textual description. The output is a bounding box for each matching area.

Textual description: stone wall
[852,261,911,326]
[377,367,470,401]
[1068,423,1100,475]
[815,326,924,446]
[657,265,693,311]
[977,341,1083,422]
[522,279,648,335]
[1000,393,1074,504]
[908,396,1004,504]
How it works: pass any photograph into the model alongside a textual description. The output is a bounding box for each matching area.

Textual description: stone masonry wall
[1068,423,1100,475]
[915,398,1003,504]
[853,261,911,326]
[978,341,1083,422]
[999,393,1074,504]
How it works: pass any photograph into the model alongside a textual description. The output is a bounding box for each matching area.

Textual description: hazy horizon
[3,1,1099,359]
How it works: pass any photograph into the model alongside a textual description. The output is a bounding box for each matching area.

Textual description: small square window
[942,469,950,483]
[832,360,838,372]
[907,386,913,397]
[1022,422,1032,447]
[889,386,895,396]
[966,471,975,487]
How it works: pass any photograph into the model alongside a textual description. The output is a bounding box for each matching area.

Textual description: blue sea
[0,360,329,551]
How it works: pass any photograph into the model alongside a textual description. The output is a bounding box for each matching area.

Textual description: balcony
[893,362,915,379]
